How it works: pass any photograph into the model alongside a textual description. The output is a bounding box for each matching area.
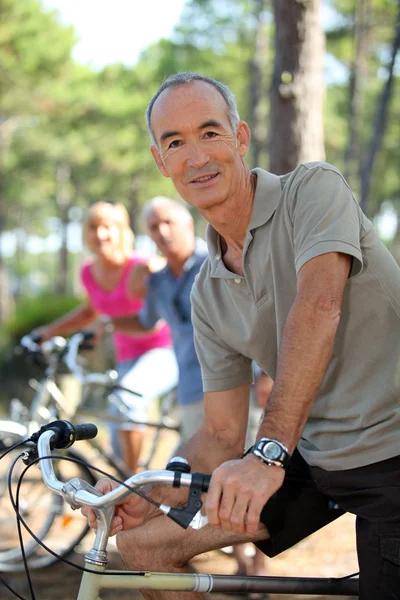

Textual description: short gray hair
[146,72,240,146]
[142,196,193,225]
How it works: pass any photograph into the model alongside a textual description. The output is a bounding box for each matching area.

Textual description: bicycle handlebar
[20,332,119,387]
[20,334,67,356]
[27,421,210,539]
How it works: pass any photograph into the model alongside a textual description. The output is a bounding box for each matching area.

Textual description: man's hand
[205,454,285,535]
[81,478,151,536]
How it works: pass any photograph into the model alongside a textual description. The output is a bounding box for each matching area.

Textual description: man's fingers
[81,479,118,530]
[229,492,251,534]
[110,516,124,536]
[245,495,266,535]
[205,477,223,527]
[218,480,240,532]
[95,478,116,493]
[81,507,98,529]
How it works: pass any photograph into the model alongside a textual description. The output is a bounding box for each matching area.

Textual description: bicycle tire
[0,422,95,571]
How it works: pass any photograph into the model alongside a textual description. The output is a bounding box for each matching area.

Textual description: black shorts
[255,449,344,557]
[255,449,400,600]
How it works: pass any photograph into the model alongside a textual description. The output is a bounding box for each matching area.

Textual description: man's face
[145,205,194,258]
[149,81,250,212]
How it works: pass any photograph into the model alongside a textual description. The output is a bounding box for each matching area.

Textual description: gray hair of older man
[142,196,193,227]
[145,72,240,146]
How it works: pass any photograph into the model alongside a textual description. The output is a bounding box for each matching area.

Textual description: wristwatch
[250,438,291,470]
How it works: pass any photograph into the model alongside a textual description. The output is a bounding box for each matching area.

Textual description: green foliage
[1,294,82,346]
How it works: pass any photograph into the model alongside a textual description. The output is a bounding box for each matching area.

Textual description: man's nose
[187,141,209,169]
[158,223,170,237]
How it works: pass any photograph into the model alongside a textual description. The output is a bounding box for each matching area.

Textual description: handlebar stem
[64,479,114,566]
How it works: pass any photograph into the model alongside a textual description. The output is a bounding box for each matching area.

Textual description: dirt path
[2,513,358,599]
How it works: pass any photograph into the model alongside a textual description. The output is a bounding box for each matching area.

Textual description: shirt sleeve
[137,276,161,328]
[288,164,363,277]
[191,286,253,392]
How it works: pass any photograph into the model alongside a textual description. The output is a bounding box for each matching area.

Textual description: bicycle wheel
[0,422,95,571]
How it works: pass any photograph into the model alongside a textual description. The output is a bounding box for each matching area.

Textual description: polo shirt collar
[249,167,283,229]
[206,168,283,267]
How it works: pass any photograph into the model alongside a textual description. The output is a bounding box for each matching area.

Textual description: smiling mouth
[191,173,219,184]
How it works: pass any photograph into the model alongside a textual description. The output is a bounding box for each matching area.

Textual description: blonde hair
[83,201,134,258]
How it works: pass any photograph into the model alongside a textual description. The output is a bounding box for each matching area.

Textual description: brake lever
[189,510,208,530]
[161,472,209,529]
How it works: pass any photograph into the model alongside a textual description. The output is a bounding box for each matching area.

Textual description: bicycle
[0,333,180,572]
[2,420,359,599]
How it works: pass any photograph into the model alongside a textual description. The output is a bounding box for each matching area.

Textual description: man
[84,73,400,600]
[112,195,271,577]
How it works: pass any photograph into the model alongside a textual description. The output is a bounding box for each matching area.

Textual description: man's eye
[168,140,182,149]
[204,131,218,139]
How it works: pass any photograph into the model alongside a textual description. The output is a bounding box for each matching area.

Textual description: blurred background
[0,0,399,408]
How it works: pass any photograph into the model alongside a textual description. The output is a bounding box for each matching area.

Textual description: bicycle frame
[33,430,359,599]
[76,568,359,599]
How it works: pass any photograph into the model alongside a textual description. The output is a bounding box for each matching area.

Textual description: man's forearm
[258,295,341,453]
[179,426,242,473]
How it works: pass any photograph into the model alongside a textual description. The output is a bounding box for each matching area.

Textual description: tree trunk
[359,1,400,213]
[55,164,71,295]
[248,0,267,167]
[269,0,325,174]
[343,0,370,190]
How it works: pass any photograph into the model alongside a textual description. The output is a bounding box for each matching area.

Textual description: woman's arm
[32,301,97,342]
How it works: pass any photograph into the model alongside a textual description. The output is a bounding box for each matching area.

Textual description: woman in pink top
[32,201,178,473]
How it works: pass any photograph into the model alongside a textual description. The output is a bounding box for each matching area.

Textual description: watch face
[263,441,281,460]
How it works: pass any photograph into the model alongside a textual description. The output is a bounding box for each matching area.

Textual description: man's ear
[236,121,251,158]
[150,145,170,178]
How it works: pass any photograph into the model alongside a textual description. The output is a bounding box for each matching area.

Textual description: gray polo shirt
[191,162,400,471]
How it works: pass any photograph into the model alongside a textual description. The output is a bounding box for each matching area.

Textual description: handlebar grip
[74,423,98,442]
[29,420,98,449]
